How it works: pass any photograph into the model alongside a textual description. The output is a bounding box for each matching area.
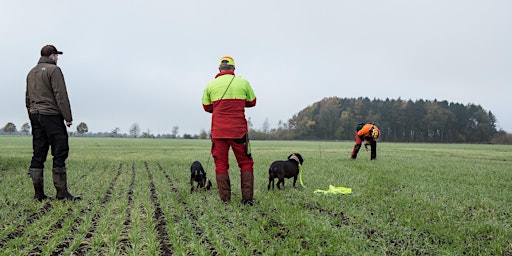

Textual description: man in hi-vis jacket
[202,56,256,205]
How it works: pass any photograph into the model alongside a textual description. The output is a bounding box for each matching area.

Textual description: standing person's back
[26,53,72,119]
[25,45,80,201]
[202,56,256,204]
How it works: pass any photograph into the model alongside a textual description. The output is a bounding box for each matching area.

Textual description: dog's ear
[296,153,304,165]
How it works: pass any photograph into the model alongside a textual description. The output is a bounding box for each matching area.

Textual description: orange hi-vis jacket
[357,123,379,138]
[202,71,256,139]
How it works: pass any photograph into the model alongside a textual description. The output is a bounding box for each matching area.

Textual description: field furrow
[0,201,53,249]
[144,161,174,255]
[55,163,124,255]
[118,162,136,254]
[157,162,225,255]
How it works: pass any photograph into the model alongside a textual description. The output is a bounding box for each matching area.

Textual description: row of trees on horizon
[2,97,511,143]
[0,122,188,139]
[249,97,510,144]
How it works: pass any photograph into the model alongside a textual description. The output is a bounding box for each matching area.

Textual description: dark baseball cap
[41,45,63,56]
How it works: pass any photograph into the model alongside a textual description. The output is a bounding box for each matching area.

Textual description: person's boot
[240,171,255,205]
[29,168,51,201]
[52,167,81,200]
[216,173,231,203]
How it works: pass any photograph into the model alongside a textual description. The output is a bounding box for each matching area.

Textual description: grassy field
[0,136,511,255]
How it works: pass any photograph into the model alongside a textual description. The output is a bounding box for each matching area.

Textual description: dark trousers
[351,135,377,160]
[29,114,69,169]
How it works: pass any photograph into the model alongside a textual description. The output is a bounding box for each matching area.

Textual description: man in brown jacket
[25,45,80,201]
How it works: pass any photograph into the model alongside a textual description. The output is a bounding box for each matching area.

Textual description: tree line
[1,122,89,136]
[0,121,199,139]
[249,97,508,143]
[3,97,511,143]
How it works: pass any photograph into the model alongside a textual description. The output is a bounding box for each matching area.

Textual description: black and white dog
[267,153,304,190]
[190,161,212,193]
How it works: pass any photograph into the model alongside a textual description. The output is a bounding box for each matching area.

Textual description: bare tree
[21,123,31,135]
[111,127,120,137]
[247,117,253,130]
[141,129,152,138]
[171,126,179,138]
[262,117,270,134]
[129,123,140,138]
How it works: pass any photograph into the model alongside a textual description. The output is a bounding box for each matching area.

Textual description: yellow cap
[219,56,235,66]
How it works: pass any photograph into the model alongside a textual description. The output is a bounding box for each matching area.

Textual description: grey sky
[2,1,511,135]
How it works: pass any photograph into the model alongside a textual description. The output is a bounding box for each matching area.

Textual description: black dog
[190,161,212,193]
[267,153,304,190]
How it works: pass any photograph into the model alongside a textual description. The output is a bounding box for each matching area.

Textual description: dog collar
[289,154,300,163]
[290,154,306,188]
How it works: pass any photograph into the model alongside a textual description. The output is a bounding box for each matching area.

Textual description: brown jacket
[25,56,72,122]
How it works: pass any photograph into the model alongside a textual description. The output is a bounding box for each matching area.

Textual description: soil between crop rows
[1,160,391,255]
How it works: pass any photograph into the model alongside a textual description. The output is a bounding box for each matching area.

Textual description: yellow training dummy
[314,185,352,195]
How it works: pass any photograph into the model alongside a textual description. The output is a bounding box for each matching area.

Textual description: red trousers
[351,134,377,160]
[211,138,253,174]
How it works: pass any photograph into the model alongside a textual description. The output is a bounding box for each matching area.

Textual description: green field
[1,136,511,255]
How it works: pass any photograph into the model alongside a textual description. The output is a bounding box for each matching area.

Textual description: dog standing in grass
[190,161,212,193]
[267,153,304,190]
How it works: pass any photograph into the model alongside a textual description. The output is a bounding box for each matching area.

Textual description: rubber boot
[216,173,231,203]
[52,167,81,200]
[241,171,255,205]
[29,168,51,201]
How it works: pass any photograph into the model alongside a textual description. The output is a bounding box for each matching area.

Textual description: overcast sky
[2,1,511,136]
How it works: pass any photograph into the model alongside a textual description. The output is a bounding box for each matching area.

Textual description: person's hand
[66,121,72,127]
